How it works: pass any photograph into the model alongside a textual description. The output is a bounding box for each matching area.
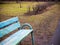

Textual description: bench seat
[0,29,33,45]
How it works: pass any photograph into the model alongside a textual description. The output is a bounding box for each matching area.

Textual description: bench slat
[0,29,33,45]
[0,22,20,38]
[0,17,19,28]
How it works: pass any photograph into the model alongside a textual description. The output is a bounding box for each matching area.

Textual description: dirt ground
[0,2,60,45]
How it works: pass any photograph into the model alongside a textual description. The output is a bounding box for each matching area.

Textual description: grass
[0,2,59,32]
[0,2,46,16]
[22,4,58,22]
[0,2,35,16]
[0,2,59,45]
[0,3,29,15]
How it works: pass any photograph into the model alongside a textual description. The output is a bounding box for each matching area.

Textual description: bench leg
[31,31,35,45]
[17,42,21,45]
[20,42,22,45]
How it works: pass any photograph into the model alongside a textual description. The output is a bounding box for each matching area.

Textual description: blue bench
[0,17,34,45]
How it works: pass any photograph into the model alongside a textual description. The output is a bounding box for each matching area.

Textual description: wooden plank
[0,17,19,28]
[0,22,20,38]
[0,29,33,45]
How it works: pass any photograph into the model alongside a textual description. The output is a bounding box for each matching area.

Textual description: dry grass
[0,2,60,45]
[0,2,46,16]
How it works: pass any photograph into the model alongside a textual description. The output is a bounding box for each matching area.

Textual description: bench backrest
[0,17,21,38]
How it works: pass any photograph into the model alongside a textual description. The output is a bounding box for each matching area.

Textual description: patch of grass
[0,2,46,16]
[0,3,29,15]
[0,2,59,45]
[25,4,58,22]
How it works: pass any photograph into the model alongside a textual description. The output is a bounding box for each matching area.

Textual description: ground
[0,2,60,45]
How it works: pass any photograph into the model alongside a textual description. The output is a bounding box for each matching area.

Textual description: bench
[0,17,34,45]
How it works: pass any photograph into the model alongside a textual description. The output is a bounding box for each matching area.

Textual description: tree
[16,0,22,8]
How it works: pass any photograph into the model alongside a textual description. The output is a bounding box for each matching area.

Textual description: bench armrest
[21,23,33,29]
